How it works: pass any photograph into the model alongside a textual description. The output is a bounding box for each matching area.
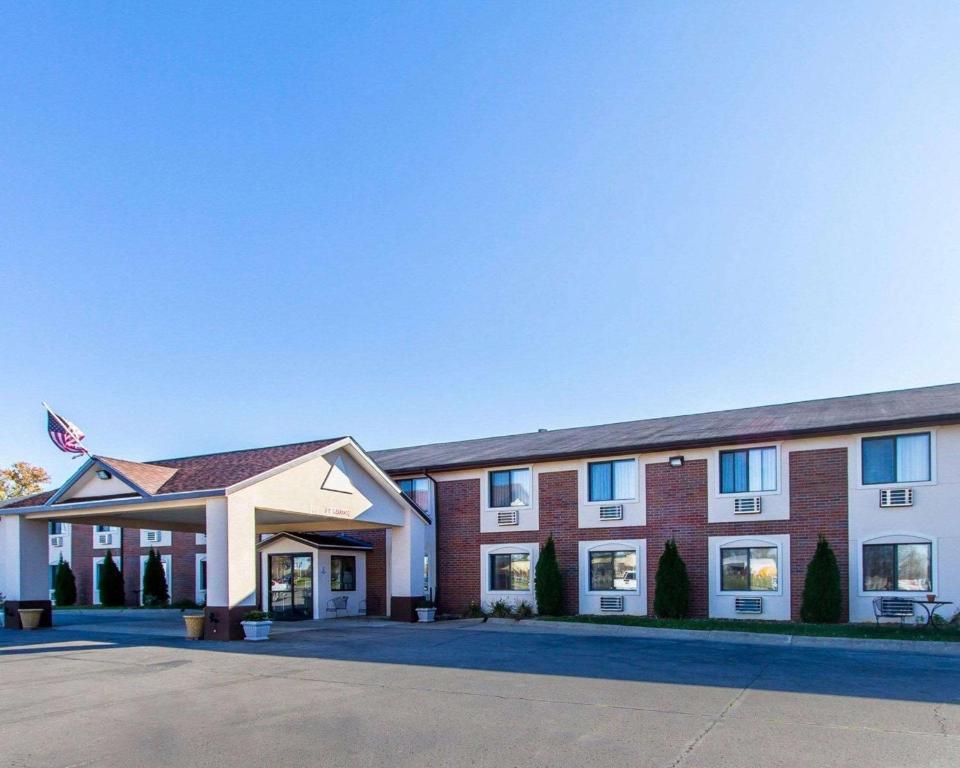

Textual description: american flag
[46,405,87,455]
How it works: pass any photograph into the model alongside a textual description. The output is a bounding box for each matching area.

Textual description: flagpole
[42,401,91,457]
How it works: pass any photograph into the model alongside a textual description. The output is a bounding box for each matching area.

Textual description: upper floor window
[589,550,638,591]
[863,542,932,592]
[720,546,778,591]
[489,468,531,508]
[398,477,430,511]
[720,447,777,494]
[862,432,930,485]
[588,460,637,502]
[48,521,63,535]
[489,552,530,591]
[95,525,112,533]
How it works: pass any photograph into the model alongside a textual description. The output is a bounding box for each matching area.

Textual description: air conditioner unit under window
[734,496,762,514]
[599,504,624,521]
[50,535,63,548]
[880,488,913,508]
[97,533,113,546]
[735,596,763,614]
[600,595,624,612]
[497,509,519,526]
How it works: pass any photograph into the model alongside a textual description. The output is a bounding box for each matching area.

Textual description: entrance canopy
[1,437,431,635]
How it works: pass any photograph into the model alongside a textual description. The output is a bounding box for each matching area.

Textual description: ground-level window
[588,460,637,502]
[49,564,57,590]
[720,546,778,591]
[198,559,207,592]
[399,477,430,511]
[589,550,637,591]
[489,553,530,591]
[862,433,931,485]
[489,468,531,508]
[331,555,356,591]
[863,542,932,591]
[423,554,430,596]
[720,447,777,494]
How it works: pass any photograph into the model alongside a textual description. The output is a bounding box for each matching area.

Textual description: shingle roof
[369,383,960,474]
[258,532,374,550]
[2,438,343,508]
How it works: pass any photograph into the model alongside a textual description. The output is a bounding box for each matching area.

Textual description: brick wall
[333,529,387,616]
[71,524,94,604]
[434,447,850,620]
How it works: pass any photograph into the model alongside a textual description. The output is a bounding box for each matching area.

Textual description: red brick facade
[66,526,205,606]
[434,447,849,620]
[331,529,387,616]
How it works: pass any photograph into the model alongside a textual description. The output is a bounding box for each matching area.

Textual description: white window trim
[92,555,122,604]
[856,532,938,597]
[483,466,535,513]
[140,529,172,548]
[715,444,782,499]
[855,428,938,490]
[713,536,786,597]
[583,540,643,596]
[583,457,640,506]
[196,554,207,603]
[138,553,172,605]
[481,543,536,595]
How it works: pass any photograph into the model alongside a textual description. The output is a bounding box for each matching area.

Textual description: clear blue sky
[2,3,959,485]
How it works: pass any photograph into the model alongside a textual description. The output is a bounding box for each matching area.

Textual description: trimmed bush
[98,550,125,606]
[535,535,563,616]
[653,538,690,618]
[800,535,842,623]
[53,555,77,606]
[142,548,170,607]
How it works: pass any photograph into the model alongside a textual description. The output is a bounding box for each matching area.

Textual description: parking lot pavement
[1,622,959,767]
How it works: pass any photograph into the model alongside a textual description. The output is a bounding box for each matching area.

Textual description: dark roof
[3,438,343,509]
[258,532,374,550]
[369,383,960,474]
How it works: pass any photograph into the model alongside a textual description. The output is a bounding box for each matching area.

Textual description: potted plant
[416,590,437,623]
[240,609,273,641]
[926,593,937,603]
[18,608,45,630]
[183,612,205,640]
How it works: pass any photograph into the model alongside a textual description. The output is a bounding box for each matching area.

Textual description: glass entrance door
[269,554,313,620]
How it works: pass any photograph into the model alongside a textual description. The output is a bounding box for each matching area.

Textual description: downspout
[423,469,441,611]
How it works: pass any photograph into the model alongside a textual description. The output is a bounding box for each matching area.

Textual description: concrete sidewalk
[448,617,960,656]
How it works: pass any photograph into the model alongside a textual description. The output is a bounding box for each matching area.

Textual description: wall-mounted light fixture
[96,469,112,480]
[668,456,684,468]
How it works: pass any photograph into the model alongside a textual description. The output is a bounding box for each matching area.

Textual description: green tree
[653,538,690,618]
[98,550,125,607]
[53,555,77,606]
[534,535,563,616]
[141,548,169,607]
[0,461,50,500]
[800,535,842,623]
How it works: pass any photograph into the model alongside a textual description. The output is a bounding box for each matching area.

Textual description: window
[331,555,356,591]
[588,460,637,502]
[423,555,430,596]
[489,553,530,591]
[49,564,58,590]
[863,542,932,591]
[489,468,531,508]
[95,525,112,533]
[198,559,207,591]
[589,550,638,591]
[48,522,63,535]
[720,447,777,494]
[862,433,931,485]
[720,546,778,591]
[398,478,430,511]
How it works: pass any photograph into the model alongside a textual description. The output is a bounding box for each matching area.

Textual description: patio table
[911,599,953,628]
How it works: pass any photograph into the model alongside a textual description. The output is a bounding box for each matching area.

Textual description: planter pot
[415,607,437,623]
[18,608,44,630]
[241,620,273,641]
[927,594,937,603]
[183,614,205,640]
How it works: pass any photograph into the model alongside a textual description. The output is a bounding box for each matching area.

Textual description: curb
[456,618,960,656]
